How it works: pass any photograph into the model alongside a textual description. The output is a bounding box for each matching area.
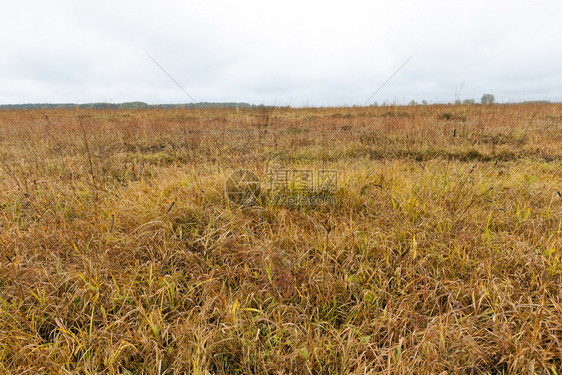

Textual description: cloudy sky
[1,0,561,106]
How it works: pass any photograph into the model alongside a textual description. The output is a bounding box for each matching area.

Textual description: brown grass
[0,103,561,374]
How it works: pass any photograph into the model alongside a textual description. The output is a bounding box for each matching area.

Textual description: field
[0,103,561,374]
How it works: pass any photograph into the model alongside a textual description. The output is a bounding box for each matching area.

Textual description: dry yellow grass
[0,103,561,373]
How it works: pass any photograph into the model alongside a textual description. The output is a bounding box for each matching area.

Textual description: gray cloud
[1,0,560,105]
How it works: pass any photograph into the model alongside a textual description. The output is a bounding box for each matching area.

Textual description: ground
[0,104,561,373]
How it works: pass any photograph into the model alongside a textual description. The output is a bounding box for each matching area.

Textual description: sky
[1,0,561,106]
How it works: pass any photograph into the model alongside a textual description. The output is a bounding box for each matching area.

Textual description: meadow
[0,103,561,373]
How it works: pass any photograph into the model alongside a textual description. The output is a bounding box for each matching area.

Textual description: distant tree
[481,94,495,105]
[409,100,418,106]
[421,100,428,105]
[463,99,475,105]
[119,102,149,109]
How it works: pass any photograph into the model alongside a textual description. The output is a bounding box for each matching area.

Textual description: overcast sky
[1,0,561,106]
